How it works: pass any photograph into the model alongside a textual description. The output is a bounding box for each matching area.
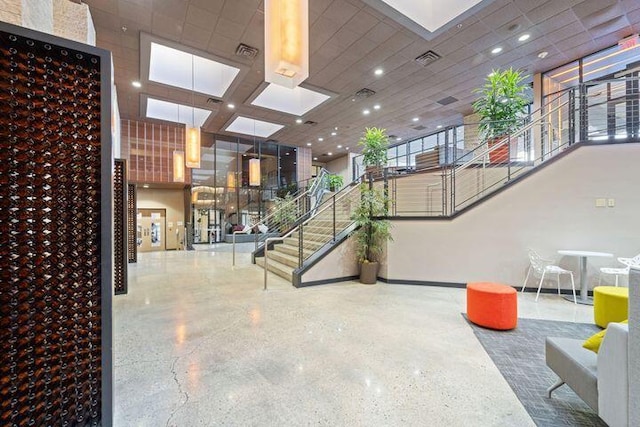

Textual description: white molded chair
[522,249,577,304]
[599,253,640,286]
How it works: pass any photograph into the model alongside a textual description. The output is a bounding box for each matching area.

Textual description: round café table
[558,250,613,305]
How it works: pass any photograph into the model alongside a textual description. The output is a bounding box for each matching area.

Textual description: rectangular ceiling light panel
[380,0,482,32]
[146,98,211,127]
[251,84,330,116]
[225,116,285,138]
[149,42,240,97]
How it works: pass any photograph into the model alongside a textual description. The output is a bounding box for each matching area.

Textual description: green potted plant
[352,184,392,284]
[272,193,299,232]
[327,174,343,192]
[472,68,529,163]
[358,127,389,176]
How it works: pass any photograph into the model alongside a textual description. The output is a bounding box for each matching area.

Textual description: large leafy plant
[472,68,529,141]
[352,185,392,263]
[358,127,389,168]
[327,174,343,191]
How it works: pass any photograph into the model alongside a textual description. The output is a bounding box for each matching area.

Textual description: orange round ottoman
[467,282,517,330]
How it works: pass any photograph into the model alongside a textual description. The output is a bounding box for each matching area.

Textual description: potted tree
[472,68,529,163]
[352,184,392,284]
[327,174,344,192]
[358,127,389,178]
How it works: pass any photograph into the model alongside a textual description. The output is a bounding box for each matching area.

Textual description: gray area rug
[466,316,606,427]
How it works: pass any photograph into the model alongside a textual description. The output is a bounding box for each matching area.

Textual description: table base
[564,295,593,305]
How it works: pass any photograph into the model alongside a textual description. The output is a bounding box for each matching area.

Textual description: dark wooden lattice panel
[0,30,103,426]
[127,184,137,263]
[114,159,127,294]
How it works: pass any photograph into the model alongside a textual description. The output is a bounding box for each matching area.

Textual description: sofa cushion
[546,337,598,411]
[583,320,628,353]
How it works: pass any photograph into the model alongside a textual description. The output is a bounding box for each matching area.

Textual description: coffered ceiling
[85,0,640,160]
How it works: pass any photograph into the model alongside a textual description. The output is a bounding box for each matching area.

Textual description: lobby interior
[2,0,640,426]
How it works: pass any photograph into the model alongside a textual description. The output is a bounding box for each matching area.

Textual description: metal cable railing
[232,168,332,265]
[385,75,639,217]
[262,183,362,289]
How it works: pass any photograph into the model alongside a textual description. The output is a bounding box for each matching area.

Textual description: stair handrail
[232,188,310,266]
[455,97,571,172]
[261,183,362,289]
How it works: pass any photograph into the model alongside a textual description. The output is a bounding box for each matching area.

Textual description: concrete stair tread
[255,256,293,281]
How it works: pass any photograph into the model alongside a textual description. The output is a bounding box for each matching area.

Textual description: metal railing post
[232,231,236,266]
[507,135,512,181]
[298,223,303,268]
[263,241,268,290]
[332,194,336,241]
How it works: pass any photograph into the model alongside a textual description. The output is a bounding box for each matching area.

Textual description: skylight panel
[225,116,285,138]
[145,98,211,127]
[251,84,331,116]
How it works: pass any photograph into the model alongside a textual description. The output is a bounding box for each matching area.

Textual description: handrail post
[264,240,268,290]
[298,223,303,268]
[507,135,512,181]
[232,231,236,266]
[332,194,336,241]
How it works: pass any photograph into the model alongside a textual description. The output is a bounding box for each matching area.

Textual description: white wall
[300,235,359,284]
[630,267,639,425]
[325,153,357,187]
[383,143,640,289]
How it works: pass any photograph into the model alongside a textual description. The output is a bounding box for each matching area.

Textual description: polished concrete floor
[114,247,594,426]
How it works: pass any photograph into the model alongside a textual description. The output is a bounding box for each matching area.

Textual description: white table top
[558,250,613,258]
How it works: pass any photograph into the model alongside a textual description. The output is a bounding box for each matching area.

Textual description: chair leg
[536,270,546,302]
[547,378,565,398]
[557,273,561,295]
[570,273,577,304]
[521,266,531,292]
[615,275,619,287]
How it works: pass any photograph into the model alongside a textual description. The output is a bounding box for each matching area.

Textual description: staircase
[254,191,355,281]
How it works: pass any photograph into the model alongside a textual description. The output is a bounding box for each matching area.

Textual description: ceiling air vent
[206,97,222,104]
[415,50,441,67]
[304,120,317,126]
[388,134,397,139]
[235,43,259,59]
[437,96,458,105]
[354,88,376,99]
[413,125,427,131]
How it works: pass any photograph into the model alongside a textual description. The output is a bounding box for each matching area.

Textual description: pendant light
[249,122,260,187]
[264,0,309,88]
[173,150,185,182]
[185,53,201,168]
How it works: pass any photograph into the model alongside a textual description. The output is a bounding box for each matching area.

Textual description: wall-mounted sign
[619,34,639,50]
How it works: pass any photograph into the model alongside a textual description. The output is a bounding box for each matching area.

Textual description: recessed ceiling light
[396,137,402,141]
[345,147,350,150]
[296,118,303,124]
[491,47,503,54]
[331,132,337,136]
[142,184,149,188]
[363,109,370,115]
[412,117,419,122]
[437,125,443,129]
[132,80,142,88]
[227,103,235,109]
[313,157,318,161]
[328,152,333,156]
[337,145,342,149]
[334,127,338,130]
[306,142,312,146]
[518,34,530,42]
[538,51,549,59]
[374,68,383,76]
[373,104,381,110]
[318,137,324,141]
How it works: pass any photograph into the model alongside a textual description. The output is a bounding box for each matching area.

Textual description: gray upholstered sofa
[546,322,629,427]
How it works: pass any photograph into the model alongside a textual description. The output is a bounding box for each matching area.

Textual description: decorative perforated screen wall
[114,159,127,294]
[0,23,112,426]
[127,184,137,264]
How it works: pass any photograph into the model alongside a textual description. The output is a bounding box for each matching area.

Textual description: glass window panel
[543,60,579,96]
[409,138,422,154]
[583,44,640,82]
